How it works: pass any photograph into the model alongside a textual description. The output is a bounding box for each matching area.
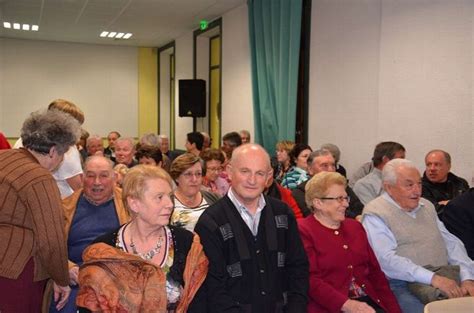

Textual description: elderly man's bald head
[230,143,271,169]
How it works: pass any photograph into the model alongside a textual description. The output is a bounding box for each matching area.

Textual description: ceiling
[0,0,246,47]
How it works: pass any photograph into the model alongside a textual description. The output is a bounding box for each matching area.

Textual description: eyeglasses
[182,172,203,179]
[319,196,350,203]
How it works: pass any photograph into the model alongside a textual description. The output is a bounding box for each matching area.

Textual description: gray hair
[84,155,115,172]
[321,143,341,163]
[115,137,135,148]
[307,149,333,167]
[140,133,159,146]
[86,134,102,147]
[382,159,418,185]
[21,109,81,155]
[158,134,168,144]
[425,149,451,165]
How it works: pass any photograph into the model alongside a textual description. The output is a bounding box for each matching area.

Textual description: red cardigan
[298,216,401,313]
[276,183,303,219]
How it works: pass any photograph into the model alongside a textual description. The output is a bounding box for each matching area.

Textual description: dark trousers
[0,258,47,313]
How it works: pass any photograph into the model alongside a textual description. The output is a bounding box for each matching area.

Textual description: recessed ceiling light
[32,25,39,31]
[13,23,20,30]
[22,24,30,31]
[100,31,108,37]
[123,33,132,39]
[3,22,11,29]
[116,32,125,39]
[108,32,117,38]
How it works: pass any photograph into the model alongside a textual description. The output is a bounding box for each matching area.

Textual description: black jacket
[422,172,469,217]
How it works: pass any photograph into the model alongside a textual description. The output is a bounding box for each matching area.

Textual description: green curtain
[248,0,303,154]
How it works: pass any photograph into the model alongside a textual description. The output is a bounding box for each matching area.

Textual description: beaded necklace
[129,227,165,260]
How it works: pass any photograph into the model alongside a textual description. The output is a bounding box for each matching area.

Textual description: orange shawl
[76,234,208,313]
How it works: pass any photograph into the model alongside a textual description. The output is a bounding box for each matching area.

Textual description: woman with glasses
[200,148,230,196]
[298,172,401,313]
[169,153,220,231]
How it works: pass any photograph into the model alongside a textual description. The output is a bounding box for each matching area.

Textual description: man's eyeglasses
[319,196,350,203]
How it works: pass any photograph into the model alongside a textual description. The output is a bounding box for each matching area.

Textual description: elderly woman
[169,153,220,231]
[298,172,401,313]
[274,140,294,184]
[281,143,312,189]
[200,148,230,196]
[76,165,208,312]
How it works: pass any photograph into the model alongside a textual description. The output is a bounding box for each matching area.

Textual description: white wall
[222,4,254,139]
[309,0,474,184]
[175,32,194,149]
[0,38,138,137]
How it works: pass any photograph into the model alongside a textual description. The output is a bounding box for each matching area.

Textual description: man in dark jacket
[292,149,363,218]
[422,149,469,217]
[195,144,308,313]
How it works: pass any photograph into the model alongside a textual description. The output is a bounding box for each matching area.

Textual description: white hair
[86,134,102,147]
[382,159,418,185]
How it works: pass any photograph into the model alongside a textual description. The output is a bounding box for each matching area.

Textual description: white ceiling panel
[0,0,246,47]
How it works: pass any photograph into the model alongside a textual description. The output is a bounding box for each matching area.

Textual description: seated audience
[293,149,363,218]
[362,159,474,312]
[274,140,295,184]
[46,156,130,313]
[76,165,208,312]
[443,188,474,259]
[185,132,204,157]
[139,132,160,147]
[15,99,85,198]
[104,131,120,162]
[422,149,469,217]
[265,170,303,219]
[85,134,104,156]
[321,143,347,178]
[281,143,312,189]
[354,141,405,205]
[299,172,401,313]
[0,109,80,312]
[136,145,163,167]
[77,129,89,162]
[158,134,172,171]
[169,153,220,231]
[200,148,230,196]
[239,129,251,144]
[115,137,137,168]
[194,144,308,312]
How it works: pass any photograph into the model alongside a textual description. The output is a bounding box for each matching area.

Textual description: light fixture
[2,22,39,31]
[99,31,133,40]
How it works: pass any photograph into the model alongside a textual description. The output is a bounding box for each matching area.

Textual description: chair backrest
[424,297,474,313]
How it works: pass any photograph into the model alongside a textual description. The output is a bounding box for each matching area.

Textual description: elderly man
[354,141,405,205]
[362,159,474,313]
[422,149,469,217]
[114,137,137,168]
[292,149,363,218]
[86,135,104,156]
[47,155,130,313]
[0,110,80,312]
[104,131,120,162]
[195,144,308,312]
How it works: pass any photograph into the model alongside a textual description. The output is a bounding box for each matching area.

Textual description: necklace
[129,227,165,260]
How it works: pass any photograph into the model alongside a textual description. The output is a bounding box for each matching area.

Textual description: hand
[53,282,71,311]
[461,280,474,296]
[69,265,79,285]
[431,274,463,298]
[341,299,376,313]
[438,200,449,206]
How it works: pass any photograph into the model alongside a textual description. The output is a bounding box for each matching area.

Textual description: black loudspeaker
[179,79,206,117]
